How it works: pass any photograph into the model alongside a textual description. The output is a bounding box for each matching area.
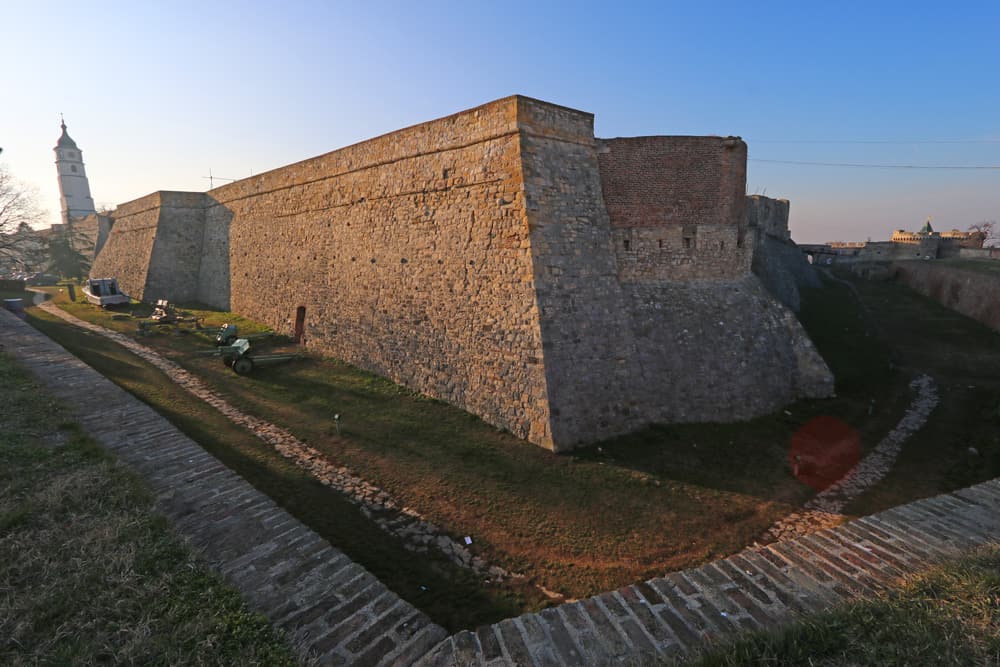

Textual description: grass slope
[0,352,296,665]
[23,269,1000,625]
[683,543,1000,666]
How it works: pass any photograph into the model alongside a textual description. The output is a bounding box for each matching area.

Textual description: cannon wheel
[232,357,254,375]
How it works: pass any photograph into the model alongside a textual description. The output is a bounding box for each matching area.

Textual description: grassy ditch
[26,305,534,632]
[25,270,1000,625]
[682,543,1000,666]
[0,352,296,665]
[836,270,1000,516]
[933,257,1000,277]
[26,275,911,609]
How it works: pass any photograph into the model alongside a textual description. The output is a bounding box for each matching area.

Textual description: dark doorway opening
[294,306,306,344]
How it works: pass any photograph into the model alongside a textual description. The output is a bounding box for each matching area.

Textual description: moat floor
[3,305,1000,665]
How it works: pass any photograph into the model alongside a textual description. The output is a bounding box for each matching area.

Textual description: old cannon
[200,337,299,375]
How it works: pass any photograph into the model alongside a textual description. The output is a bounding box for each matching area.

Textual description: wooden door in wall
[294,306,306,344]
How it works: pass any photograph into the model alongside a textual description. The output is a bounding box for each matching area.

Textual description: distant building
[806,217,981,266]
[891,218,975,245]
[54,118,96,225]
[49,119,112,261]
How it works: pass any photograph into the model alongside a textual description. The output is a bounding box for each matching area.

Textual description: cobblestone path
[763,374,940,541]
[6,305,999,666]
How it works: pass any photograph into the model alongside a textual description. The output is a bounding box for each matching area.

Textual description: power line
[749,158,1000,170]
[747,139,1000,144]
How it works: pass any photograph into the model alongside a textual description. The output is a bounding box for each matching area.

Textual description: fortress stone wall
[746,195,820,312]
[891,261,1000,333]
[91,95,833,451]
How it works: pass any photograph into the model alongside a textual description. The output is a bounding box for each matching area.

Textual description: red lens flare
[789,416,861,491]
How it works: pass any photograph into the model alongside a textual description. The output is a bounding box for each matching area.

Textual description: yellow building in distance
[891,218,974,244]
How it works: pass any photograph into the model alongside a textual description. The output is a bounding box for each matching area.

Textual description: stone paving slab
[0,308,447,665]
[5,305,1000,666]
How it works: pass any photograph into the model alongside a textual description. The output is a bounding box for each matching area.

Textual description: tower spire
[53,118,96,224]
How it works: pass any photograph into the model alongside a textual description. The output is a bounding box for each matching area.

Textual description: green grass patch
[683,543,1000,666]
[835,270,1000,515]
[25,307,534,632]
[0,352,296,665]
[25,268,1000,624]
[933,257,1000,277]
[25,275,899,607]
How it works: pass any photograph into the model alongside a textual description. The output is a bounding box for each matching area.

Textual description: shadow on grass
[26,310,532,632]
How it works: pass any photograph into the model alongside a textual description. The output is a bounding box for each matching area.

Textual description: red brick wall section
[597,137,751,282]
[597,136,747,229]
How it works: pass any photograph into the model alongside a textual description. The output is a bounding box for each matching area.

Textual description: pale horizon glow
[2,1,997,244]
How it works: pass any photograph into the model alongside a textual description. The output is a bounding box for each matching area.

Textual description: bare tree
[0,164,48,271]
[967,221,997,248]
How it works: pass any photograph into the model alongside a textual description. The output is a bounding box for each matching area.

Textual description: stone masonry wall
[144,192,209,303]
[597,137,750,282]
[520,118,832,447]
[69,213,113,262]
[622,278,834,424]
[517,101,636,446]
[92,96,834,451]
[745,195,790,240]
[202,97,554,446]
[746,195,820,312]
[196,202,232,310]
[892,261,1000,333]
[89,192,160,298]
[90,192,208,304]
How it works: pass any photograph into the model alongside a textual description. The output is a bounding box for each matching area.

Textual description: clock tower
[54,117,96,224]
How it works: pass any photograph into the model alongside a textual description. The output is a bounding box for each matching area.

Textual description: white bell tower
[54,116,96,224]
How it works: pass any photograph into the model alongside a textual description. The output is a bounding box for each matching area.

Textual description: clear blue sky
[2,0,997,243]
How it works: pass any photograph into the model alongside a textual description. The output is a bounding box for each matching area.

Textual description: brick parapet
[597,136,751,282]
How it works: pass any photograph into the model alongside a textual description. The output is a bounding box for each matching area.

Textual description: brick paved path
[415,482,1000,666]
[4,305,999,666]
[0,308,447,666]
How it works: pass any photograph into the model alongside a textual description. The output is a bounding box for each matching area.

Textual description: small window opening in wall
[658,239,663,249]
[719,241,725,250]
[683,237,693,249]
[70,165,78,173]
[294,306,306,344]
[623,239,631,251]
